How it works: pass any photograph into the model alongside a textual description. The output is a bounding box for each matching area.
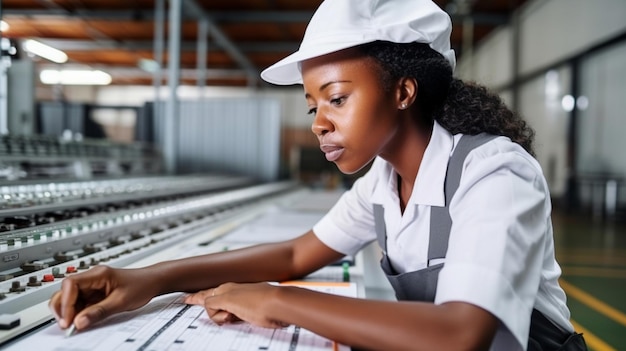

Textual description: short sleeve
[313,160,383,256]
[434,141,550,349]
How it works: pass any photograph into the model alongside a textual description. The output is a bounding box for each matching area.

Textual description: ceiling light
[40,69,112,85]
[561,95,575,112]
[23,39,68,63]
[0,21,9,32]
[138,58,160,73]
[576,96,589,111]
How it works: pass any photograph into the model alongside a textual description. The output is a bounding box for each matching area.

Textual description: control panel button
[0,314,20,330]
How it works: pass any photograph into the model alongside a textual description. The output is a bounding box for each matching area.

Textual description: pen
[65,323,77,338]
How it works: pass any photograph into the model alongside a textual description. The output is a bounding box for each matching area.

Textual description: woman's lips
[320,144,345,162]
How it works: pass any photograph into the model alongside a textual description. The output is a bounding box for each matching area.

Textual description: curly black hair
[358,41,536,156]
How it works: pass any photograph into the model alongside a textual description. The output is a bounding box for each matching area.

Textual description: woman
[50,0,586,350]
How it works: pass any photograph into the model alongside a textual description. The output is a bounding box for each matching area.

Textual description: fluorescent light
[40,69,112,85]
[23,39,68,63]
[561,95,575,112]
[138,58,160,73]
[0,21,9,32]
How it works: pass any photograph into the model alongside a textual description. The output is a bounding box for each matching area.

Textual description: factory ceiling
[0,0,528,87]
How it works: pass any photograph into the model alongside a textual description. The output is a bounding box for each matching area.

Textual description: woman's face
[302,49,401,174]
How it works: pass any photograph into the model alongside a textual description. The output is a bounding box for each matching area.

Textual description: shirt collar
[370,121,454,207]
[413,121,455,207]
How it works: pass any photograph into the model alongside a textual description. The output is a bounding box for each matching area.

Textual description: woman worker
[50,0,587,350]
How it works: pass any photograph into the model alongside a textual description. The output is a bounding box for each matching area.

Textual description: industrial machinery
[0,134,318,347]
[0,132,394,350]
[0,172,303,345]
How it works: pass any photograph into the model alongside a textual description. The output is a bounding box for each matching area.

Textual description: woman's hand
[48,265,157,331]
[184,282,290,329]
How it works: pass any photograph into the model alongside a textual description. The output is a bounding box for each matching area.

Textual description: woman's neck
[382,121,432,213]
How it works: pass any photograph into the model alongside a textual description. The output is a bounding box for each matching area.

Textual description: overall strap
[373,203,387,252]
[373,133,496,261]
[428,133,496,261]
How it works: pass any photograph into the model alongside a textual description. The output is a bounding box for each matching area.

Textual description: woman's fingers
[48,290,65,328]
[207,309,240,325]
[72,294,122,330]
[183,288,214,305]
[185,286,241,325]
[49,266,152,331]
[188,283,288,329]
[201,283,290,329]
[58,278,81,328]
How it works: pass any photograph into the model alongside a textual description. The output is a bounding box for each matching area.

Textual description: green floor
[553,210,626,351]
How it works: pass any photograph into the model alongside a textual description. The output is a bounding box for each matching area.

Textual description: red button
[66,266,77,274]
[42,274,55,282]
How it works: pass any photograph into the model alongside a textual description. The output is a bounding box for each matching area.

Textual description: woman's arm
[149,230,345,295]
[50,230,344,331]
[199,282,499,351]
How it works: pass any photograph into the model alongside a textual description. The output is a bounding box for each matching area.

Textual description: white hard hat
[260,0,455,85]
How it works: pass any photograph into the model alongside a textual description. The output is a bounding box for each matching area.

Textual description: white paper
[4,292,351,351]
[5,280,357,351]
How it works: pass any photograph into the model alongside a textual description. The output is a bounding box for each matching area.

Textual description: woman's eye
[306,96,346,115]
[330,96,346,106]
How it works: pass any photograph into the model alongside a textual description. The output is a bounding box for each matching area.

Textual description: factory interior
[0,0,625,350]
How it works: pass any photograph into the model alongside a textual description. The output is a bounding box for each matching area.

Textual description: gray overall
[373,133,587,351]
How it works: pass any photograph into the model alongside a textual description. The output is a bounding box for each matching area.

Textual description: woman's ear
[396,77,418,110]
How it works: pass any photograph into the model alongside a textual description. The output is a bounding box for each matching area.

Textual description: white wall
[94,85,310,130]
[172,98,282,181]
[458,26,513,87]
[457,0,626,83]
[578,43,626,176]
[518,68,571,196]
[7,60,36,135]
[519,0,626,76]
[456,0,626,200]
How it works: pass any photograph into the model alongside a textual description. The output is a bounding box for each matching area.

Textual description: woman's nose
[311,110,332,136]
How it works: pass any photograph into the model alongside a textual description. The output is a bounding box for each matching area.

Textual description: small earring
[400,103,407,109]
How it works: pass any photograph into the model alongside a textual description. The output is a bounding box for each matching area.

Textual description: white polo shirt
[313,121,573,350]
